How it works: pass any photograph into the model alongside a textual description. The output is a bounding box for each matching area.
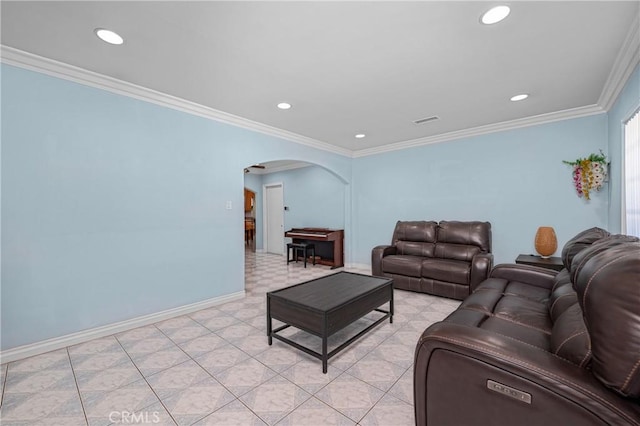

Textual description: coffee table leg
[322,335,328,374]
[390,288,394,324]
[267,299,273,345]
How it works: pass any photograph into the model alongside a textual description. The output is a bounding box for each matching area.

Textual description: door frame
[244,187,257,252]
[263,182,284,255]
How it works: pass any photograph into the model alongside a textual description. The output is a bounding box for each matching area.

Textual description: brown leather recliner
[414,227,640,425]
[372,221,492,300]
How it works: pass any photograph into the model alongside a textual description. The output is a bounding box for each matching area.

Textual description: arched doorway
[242,160,349,288]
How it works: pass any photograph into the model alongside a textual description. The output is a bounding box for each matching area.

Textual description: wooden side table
[515,254,564,271]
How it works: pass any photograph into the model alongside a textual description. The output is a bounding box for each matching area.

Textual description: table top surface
[516,254,563,264]
[267,272,392,312]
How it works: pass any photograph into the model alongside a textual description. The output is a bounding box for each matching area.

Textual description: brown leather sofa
[414,227,640,425]
[372,221,492,300]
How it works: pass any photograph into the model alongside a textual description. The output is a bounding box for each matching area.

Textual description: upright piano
[284,228,344,268]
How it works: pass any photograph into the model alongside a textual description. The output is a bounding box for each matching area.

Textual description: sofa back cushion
[548,270,578,322]
[550,303,591,367]
[434,244,481,262]
[561,227,610,270]
[569,234,640,284]
[574,242,640,398]
[434,221,492,262]
[392,221,437,257]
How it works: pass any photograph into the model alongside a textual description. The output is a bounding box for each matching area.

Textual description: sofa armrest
[469,253,493,292]
[414,322,640,426]
[371,245,396,276]
[489,263,557,290]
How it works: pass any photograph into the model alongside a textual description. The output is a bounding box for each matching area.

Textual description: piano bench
[287,243,316,268]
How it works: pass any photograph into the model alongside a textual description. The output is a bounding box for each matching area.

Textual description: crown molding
[0,46,352,158]
[0,45,628,160]
[352,104,605,158]
[598,14,640,111]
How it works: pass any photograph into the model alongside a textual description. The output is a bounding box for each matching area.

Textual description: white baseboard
[0,291,245,364]
[345,262,371,271]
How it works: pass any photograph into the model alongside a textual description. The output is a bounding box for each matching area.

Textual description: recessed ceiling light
[355,134,366,139]
[277,102,292,110]
[95,28,124,45]
[510,94,529,102]
[481,5,511,25]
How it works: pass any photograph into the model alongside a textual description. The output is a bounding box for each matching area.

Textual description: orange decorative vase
[535,227,558,258]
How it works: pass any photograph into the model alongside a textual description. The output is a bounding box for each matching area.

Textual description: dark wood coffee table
[267,272,393,373]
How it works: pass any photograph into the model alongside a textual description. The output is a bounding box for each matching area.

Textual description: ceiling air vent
[413,116,440,125]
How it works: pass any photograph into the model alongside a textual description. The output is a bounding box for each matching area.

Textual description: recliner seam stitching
[579,348,592,369]
[554,330,587,355]
[491,313,552,335]
[549,293,574,318]
[622,357,640,392]
[502,291,548,304]
[471,329,554,355]
[581,254,633,318]
[460,307,551,335]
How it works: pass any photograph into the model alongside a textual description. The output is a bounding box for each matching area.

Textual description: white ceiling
[1,1,639,156]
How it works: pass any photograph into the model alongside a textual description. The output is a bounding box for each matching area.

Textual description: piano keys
[284,228,344,268]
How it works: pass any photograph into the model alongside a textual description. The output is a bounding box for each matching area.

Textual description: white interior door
[264,183,284,255]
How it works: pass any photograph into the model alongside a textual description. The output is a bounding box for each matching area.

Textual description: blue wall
[351,114,610,265]
[263,166,346,231]
[0,64,350,350]
[608,64,640,232]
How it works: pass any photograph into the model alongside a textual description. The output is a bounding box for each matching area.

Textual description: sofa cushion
[550,303,591,367]
[548,282,578,322]
[480,316,551,350]
[458,279,552,349]
[392,221,437,257]
[493,296,552,333]
[472,277,509,293]
[551,268,571,293]
[460,280,504,311]
[474,275,552,304]
[437,221,491,253]
[502,281,549,303]
[381,255,423,277]
[561,227,610,270]
[421,258,470,285]
[392,221,437,258]
[574,242,640,398]
[395,241,435,257]
[434,243,481,262]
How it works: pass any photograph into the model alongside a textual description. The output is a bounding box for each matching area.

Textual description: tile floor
[0,251,460,425]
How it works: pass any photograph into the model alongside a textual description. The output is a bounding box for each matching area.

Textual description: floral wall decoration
[562,151,608,200]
